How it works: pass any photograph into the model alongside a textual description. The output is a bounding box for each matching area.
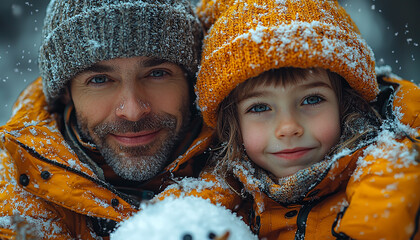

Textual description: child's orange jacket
[159,75,420,240]
[0,78,213,239]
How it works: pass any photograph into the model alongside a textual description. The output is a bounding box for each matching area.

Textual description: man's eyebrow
[82,64,114,73]
[140,58,169,68]
[78,58,171,75]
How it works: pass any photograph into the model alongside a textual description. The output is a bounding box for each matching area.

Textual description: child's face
[238,70,341,178]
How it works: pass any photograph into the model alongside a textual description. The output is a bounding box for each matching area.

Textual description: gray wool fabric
[39,0,204,104]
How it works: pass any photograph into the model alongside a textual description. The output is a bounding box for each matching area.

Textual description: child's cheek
[241,123,268,158]
[313,116,341,150]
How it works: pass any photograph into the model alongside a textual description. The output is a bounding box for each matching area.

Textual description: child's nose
[274,114,304,138]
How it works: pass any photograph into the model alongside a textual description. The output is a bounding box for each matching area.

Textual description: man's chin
[107,156,168,182]
[98,140,176,182]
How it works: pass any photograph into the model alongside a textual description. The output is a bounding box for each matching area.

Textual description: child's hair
[213,67,382,174]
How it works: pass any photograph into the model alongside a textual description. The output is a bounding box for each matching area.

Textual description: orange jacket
[159,75,420,240]
[0,78,213,239]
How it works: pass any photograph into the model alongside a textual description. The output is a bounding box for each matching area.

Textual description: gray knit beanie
[39,0,204,104]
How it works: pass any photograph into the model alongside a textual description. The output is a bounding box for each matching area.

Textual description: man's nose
[115,89,151,122]
[274,113,304,138]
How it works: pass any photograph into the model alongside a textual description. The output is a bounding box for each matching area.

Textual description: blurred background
[0,0,419,125]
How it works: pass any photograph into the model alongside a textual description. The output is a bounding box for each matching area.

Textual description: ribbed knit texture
[195,0,379,128]
[39,0,203,104]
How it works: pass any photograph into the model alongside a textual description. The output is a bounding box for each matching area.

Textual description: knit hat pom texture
[196,0,379,128]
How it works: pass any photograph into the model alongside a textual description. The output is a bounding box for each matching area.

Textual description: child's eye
[302,95,323,105]
[88,75,109,85]
[149,70,167,77]
[249,104,271,113]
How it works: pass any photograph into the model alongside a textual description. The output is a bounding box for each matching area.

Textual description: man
[0,0,212,239]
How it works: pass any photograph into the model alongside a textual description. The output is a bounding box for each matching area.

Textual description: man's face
[69,56,191,181]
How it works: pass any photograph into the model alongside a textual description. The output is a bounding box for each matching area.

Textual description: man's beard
[77,112,189,182]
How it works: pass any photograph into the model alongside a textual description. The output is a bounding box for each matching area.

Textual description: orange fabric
[384,76,420,128]
[0,78,213,239]
[156,171,242,211]
[158,76,420,239]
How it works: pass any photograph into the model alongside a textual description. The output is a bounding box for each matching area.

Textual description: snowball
[111,196,258,240]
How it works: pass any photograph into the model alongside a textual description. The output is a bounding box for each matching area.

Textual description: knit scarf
[232,155,332,204]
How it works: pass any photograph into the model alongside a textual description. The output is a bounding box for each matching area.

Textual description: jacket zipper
[295,201,317,240]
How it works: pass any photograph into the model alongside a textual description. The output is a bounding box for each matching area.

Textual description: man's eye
[302,96,323,105]
[89,75,108,84]
[149,70,167,77]
[249,104,270,113]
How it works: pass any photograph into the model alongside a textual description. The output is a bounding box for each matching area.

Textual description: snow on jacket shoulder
[0,78,213,239]
[334,75,420,240]
[156,171,243,212]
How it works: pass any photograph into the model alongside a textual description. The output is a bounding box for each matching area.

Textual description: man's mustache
[92,113,177,138]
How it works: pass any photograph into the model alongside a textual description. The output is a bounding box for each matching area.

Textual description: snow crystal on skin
[111,196,258,240]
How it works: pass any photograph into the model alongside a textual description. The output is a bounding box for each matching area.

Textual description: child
[158,0,420,239]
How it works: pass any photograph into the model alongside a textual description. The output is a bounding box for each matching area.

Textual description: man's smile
[109,129,162,147]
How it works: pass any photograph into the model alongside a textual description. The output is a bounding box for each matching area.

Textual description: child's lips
[110,129,161,147]
[272,147,313,160]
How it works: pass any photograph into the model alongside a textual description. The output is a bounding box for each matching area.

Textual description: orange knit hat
[195,0,379,128]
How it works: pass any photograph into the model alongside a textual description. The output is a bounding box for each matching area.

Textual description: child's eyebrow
[298,81,333,90]
[239,81,333,102]
[239,90,269,102]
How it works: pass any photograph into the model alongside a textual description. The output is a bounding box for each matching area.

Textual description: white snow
[164,177,217,193]
[353,116,419,181]
[111,196,258,240]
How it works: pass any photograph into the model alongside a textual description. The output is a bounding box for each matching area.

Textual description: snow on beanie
[39,0,203,104]
[195,0,379,128]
